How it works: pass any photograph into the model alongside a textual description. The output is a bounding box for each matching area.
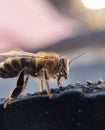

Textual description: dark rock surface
[1,81,105,130]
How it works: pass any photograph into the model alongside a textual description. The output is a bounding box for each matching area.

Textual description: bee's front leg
[43,69,52,99]
[39,79,43,92]
[4,69,29,109]
[57,75,62,89]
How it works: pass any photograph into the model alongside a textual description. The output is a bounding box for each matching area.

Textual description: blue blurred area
[0,61,105,98]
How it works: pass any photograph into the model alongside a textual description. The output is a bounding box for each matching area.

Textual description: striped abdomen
[0,57,34,78]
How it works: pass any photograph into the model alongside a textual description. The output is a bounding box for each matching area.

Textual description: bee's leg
[44,69,52,99]
[4,69,29,109]
[57,75,62,89]
[39,79,43,92]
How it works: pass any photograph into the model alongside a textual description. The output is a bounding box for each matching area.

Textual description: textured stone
[0,82,105,130]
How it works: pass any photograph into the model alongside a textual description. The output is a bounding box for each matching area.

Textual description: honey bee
[0,50,84,109]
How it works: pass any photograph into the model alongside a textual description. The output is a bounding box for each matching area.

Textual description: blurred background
[0,0,105,98]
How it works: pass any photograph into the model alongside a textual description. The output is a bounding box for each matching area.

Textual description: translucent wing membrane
[0,50,46,58]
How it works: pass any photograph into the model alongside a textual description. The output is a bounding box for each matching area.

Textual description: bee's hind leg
[4,69,29,109]
[44,69,52,99]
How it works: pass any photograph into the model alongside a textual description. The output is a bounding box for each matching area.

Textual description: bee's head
[59,53,84,79]
[59,57,69,79]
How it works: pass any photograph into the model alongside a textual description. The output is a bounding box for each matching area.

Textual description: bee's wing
[0,50,45,58]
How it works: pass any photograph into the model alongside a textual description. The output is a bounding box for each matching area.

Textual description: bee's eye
[35,72,38,76]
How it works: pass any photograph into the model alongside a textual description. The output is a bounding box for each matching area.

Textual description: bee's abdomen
[20,58,34,68]
[0,57,34,78]
[0,59,20,78]
[11,59,21,71]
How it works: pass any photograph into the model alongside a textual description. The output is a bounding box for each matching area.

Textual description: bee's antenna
[69,52,84,65]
